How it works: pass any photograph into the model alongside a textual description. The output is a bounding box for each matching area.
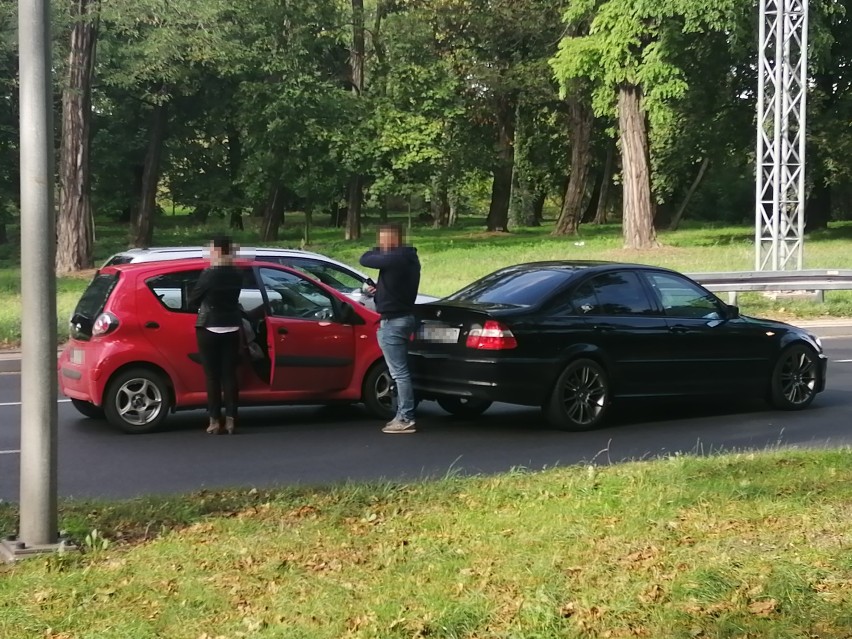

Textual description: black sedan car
[411,261,827,430]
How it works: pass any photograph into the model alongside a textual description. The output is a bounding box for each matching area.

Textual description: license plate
[69,348,84,365]
[418,325,460,344]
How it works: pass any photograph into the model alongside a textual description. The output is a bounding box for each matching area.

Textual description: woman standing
[188,236,244,434]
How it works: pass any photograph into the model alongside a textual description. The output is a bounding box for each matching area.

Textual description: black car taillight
[466,320,517,350]
[92,312,120,337]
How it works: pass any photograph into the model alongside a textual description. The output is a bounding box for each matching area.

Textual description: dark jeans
[196,328,240,419]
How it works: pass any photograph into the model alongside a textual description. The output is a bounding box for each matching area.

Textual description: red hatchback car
[58,259,396,433]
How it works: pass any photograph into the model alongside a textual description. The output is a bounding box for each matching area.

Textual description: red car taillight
[92,312,119,337]
[466,320,517,350]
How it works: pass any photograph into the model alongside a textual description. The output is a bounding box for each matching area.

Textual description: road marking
[0,399,72,407]
[0,450,20,455]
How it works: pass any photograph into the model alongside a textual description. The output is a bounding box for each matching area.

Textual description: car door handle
[593,324,615,332]
[277,327,289,335]
[669,325,689,334]
[144,321,160,329]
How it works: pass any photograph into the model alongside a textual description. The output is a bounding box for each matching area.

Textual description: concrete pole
[18,0,58,546]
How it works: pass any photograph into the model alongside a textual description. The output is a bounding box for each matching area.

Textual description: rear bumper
[57,341,112,406]
[410,353,552,406]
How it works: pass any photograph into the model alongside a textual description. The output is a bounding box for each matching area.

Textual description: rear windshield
[447,268,575,306]
[102,255,134,267]
[71,273,119,339]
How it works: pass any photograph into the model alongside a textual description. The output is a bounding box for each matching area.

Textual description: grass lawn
[1,215,852,346]
[1,448,851,637]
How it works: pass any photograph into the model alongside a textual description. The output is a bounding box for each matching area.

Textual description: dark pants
[196,328,240,419]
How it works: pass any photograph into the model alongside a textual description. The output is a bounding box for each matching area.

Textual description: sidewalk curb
[1,321,851,374]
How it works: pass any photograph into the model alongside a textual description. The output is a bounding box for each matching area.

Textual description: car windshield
[447,268,576,306]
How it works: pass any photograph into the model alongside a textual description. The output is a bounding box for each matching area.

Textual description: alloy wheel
[778,349,817,406]
[114,377,164,426]
[560,364,607,427]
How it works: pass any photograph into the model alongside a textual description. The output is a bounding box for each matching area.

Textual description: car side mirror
[338,302,365,325]
[726,304,740,319]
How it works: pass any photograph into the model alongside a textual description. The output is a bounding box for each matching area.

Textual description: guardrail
[686,269,852,304]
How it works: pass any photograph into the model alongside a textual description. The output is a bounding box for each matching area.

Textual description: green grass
[1,448,851,638]
[1,215,852,346]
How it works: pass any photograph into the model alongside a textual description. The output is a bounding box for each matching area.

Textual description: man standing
[360,223,421,433]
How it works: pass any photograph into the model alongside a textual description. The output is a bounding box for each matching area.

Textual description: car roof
[491,260,678,273]
[107,246,331,261]
[100,257,281,275]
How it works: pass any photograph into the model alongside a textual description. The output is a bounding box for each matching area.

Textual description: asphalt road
[1,338,851,502]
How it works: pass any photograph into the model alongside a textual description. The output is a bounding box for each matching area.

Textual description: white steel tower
[755,0,809,271]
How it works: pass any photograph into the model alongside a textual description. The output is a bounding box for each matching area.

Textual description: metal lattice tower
[755,0,809,271]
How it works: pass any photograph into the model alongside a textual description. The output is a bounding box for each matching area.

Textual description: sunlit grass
[1,449,851,638]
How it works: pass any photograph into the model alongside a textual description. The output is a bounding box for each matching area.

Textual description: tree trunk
[668,157,710,231]
[226,125,243,230]
[0,222,7,245]
[260,184,285,242]
[56,0,98,273]
[431,175,450,228]
[191,204,211,224]
[593,142,615,224]
[618,83,658,249]
[805,181,831,232]
[132,101,167,248]
[582,170,603,224]
[553,97,594,236]
[486,95,515,232]
[448,194,459,227]
[303,202,313,245]
[525,191,545,226]
[344,0,366,241]
[345,176,363,240]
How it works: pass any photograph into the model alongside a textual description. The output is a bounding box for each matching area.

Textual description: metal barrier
[687,269,852,304]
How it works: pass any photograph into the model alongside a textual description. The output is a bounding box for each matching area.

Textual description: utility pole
[1,0,67,562]
[755,0,809,271]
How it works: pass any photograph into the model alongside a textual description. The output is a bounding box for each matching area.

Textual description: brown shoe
[206,417,223,435]
[224,416,235,435]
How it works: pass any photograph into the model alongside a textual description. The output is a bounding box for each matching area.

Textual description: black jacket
[359,246,421,318]
[188,265,243,328]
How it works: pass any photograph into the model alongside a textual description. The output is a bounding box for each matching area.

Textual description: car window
[448,268,575,306]
[145,270,203,312]
[570,272,655,315]
[259,267,336,320]
[645,272,722,320]
[145,268,260,313]
[278,257,364,292]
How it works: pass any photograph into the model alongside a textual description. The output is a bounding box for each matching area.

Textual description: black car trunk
[413,301,522,354]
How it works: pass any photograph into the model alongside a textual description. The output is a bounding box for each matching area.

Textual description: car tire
[546,358,610,431]
[362,362,397,420]
[436,396,492,418]
[103,367,172,434]
[769,343,820,411]
[70,398,105,420]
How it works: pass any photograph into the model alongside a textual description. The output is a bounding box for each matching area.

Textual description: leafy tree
[552,0,750,249]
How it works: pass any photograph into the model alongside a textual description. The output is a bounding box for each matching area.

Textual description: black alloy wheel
[769,344,820,410]
[546,358,610,431]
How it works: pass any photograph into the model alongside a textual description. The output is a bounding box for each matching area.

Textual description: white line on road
[835,359,852,363]
[0,399,71,407]
[0,450,20,455]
